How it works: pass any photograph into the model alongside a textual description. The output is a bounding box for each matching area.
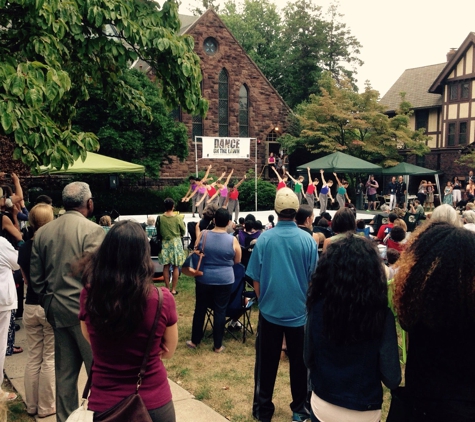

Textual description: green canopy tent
[382,162,443,204]
[296,152,382,174]
[39,152,145,174]
[296,152,382,210]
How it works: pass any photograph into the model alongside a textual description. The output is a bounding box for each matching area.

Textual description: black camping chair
[187,221,197,250]
[203,263,256,343]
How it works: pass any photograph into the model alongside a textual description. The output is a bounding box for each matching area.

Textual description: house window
[192,79,203,140]
[415,109,429,131]
[218,69,229,137]
[239,85,249,137]
[450,85,458,101]
[459,121,467,144]
[462,82,470,99]
[447,123,456,146]
[416,155,425,168]
[266,129,278,141]
[447,121,468,146]
[449,81,470,102]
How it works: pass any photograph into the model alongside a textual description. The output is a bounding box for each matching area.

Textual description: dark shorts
[396,195,405,205]
[368,194,377,202]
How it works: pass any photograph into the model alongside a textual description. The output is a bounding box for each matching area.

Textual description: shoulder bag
[66,287,164,422]
[150,216,162,256]
[181,230,208,277]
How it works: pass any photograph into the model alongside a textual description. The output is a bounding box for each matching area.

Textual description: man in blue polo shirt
[246,188,318,422]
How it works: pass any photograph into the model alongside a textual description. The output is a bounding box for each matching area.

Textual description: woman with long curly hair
[305,235,400,422]
[393,222,475,421]
[79,220,178,422]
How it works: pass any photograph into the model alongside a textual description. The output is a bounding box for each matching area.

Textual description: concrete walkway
[4,320,228,421]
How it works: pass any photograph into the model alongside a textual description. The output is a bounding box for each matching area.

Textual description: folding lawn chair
[187,221,197,250]
[203,263,257,343]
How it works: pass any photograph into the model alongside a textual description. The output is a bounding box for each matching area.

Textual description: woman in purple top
[79,220,178,422]
[216,169,234,207]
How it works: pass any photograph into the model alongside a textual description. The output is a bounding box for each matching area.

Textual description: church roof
[178,14,200,34]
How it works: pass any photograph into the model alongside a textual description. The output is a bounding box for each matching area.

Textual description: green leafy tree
[321,3,363,87]
[218,0,363,108]
[188,0,222,15]
[280,73,430,166]
[220,0,283,86]
[278,0,327,108]
[73,70,188,178]
[0,0,207,172]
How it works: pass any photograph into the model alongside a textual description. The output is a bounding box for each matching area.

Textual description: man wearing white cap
[246,188,318,422]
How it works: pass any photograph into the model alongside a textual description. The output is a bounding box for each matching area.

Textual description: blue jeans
[191,282,233,349]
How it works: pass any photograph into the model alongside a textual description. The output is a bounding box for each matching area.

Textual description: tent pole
[405,175,409,208]
[435,174,441,205]
[255,138,258,212]
[194,136,198,178]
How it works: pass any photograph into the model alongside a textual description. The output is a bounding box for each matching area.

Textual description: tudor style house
[135,9,291,181]
[380,32,475,183]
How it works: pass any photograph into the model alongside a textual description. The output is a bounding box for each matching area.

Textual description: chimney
[447,48,457,62]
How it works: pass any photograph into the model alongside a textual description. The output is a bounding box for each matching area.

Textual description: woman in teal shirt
[333,173,351,209]
[286,172,304,203]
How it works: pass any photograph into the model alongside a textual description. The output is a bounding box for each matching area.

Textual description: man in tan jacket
[31,182,105,422]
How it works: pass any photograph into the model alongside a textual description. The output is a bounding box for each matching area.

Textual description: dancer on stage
[196,172,226,209]
[224,174,247,222]
[318,170,334,214]
[182,176,198,217]
[182,165,212,217]
[305,167,319,208]
[215,169,234,207]
[271,166,288,190]
[334,172,351,209]
[286,172,304,204]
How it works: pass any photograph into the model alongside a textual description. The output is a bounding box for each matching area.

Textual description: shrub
[238,177,276,212]
[28,184,190,217]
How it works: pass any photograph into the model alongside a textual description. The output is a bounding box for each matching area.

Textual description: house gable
[429,32,475,94]
[381,32,475,184]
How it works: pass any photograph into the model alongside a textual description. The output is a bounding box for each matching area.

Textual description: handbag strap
[199,229,208,254]
[136,286,163,392]
[82,286,164,399]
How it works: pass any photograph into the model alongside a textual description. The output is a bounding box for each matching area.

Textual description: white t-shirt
[311,392,381,422]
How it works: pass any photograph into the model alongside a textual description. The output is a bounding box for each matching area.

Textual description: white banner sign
[199,137,251,159]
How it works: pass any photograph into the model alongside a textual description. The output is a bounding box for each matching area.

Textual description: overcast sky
[178,0,475,97]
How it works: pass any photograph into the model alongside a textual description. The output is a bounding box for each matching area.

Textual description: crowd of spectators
[2,171,475,422]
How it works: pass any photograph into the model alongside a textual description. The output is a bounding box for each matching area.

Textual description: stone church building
[135,9,291,182]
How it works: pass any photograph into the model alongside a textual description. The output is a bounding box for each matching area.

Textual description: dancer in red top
[305,167,319,208]
[224,174,247,222]
[271,166,288,190]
